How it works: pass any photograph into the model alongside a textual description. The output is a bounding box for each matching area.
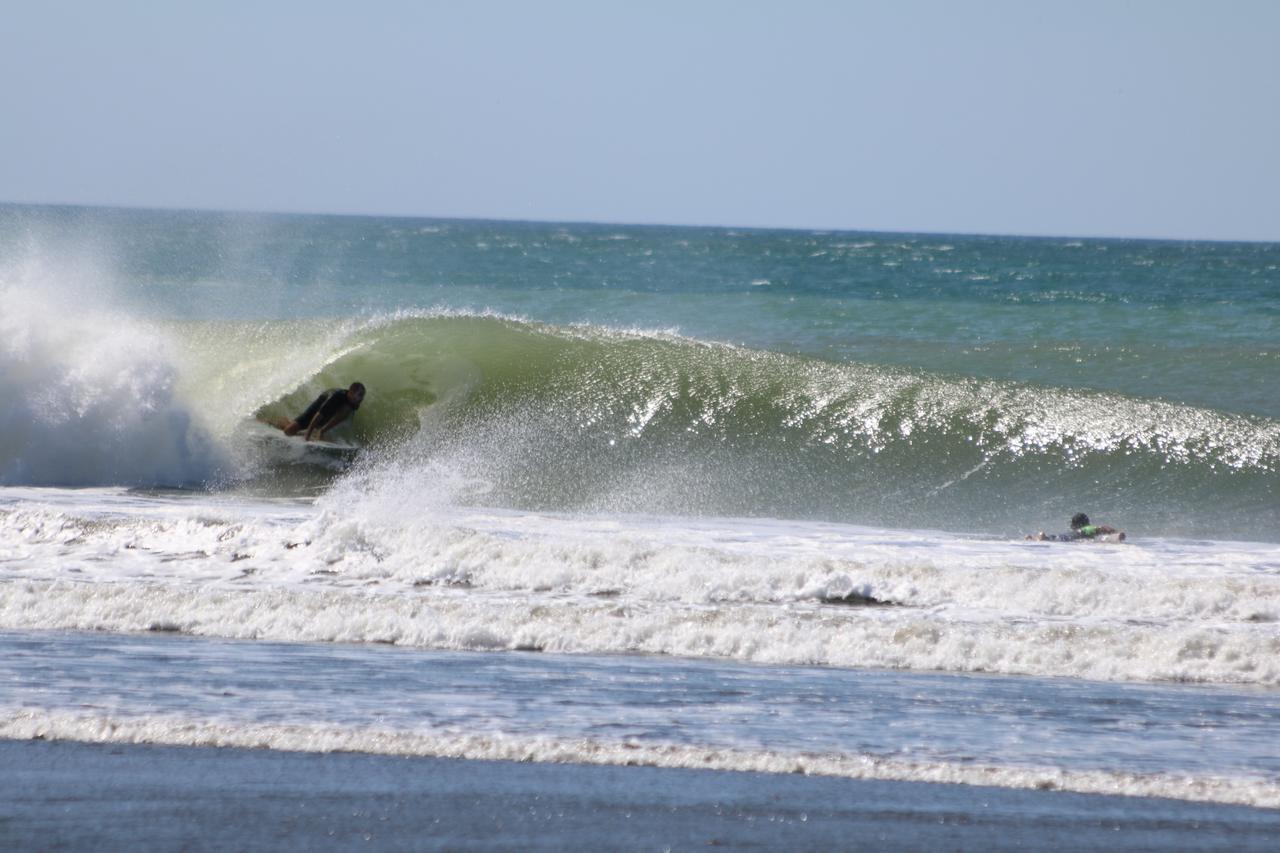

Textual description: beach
[1,205,1277,847]
[9,739,1280,851]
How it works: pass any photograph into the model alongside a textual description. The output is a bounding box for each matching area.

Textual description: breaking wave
[3,305,1277,539]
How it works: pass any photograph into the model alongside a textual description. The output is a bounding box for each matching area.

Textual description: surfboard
[1032,532,1127,544]
[246,421,361,467]
[286,435,359,453]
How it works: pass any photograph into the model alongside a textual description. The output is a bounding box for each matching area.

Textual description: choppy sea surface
[2,204,1278,808]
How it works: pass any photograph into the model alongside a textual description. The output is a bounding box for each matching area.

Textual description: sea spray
[0,256,225,487]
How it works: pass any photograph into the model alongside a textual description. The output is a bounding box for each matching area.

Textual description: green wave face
[212,314,1276,540]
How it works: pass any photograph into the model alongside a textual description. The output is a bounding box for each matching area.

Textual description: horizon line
[2,198,1275,247]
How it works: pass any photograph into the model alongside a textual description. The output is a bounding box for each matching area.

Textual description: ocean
[2,204,1279,830]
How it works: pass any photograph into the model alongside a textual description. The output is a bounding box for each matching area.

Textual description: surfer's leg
[256,415,298,434]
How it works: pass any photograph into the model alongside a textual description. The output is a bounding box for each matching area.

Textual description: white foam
[3,487,1279,685]
[0,261,225,487]
[1,579,1275,685]
[3,708,1276,809]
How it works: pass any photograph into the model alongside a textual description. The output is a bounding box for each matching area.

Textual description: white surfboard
[246,421,361,467]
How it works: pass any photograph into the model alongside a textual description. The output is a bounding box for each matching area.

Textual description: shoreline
[4,739,1279,851]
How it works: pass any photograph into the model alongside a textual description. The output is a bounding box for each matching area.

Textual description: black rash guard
[295,389,360,430]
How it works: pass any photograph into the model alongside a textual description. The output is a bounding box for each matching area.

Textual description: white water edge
[3,486,1279,685]
[3,709,1276,810]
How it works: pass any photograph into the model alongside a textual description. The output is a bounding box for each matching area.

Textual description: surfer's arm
[307,405,352,441]
[301,411,321,441]
[1093,524,1125,540]
[302,411,328,441]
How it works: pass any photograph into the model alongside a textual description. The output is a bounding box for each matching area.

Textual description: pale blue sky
[3,1,1278,240]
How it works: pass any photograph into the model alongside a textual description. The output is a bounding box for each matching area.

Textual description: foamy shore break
[6,739,1280,851]
[5,709,1278,810]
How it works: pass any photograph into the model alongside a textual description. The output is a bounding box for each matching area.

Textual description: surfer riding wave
[267,382,366,442]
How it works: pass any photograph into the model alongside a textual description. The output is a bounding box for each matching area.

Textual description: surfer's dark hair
[348,382,366,394]
[1070,512,1090,529]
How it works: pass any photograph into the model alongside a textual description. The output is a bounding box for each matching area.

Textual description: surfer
[280,382,366,441]
[1026,513,1125,542]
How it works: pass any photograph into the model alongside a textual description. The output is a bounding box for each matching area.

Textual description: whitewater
[1,204,1278,810]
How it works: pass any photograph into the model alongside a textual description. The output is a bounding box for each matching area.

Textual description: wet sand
[3,739,1279,851]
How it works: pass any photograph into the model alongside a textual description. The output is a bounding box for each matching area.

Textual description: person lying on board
[1026,512,1125,542]
[277,382,366,442]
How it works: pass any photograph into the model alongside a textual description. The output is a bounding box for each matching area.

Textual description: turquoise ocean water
[2,204,1279,813]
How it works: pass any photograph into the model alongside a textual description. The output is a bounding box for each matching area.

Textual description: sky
[3,1,1278,241]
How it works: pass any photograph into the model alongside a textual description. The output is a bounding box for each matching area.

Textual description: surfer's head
[347,382,366,406]
[1070,512,1090,530]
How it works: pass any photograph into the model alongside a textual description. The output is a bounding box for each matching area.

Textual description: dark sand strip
[3,739,1278,851]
